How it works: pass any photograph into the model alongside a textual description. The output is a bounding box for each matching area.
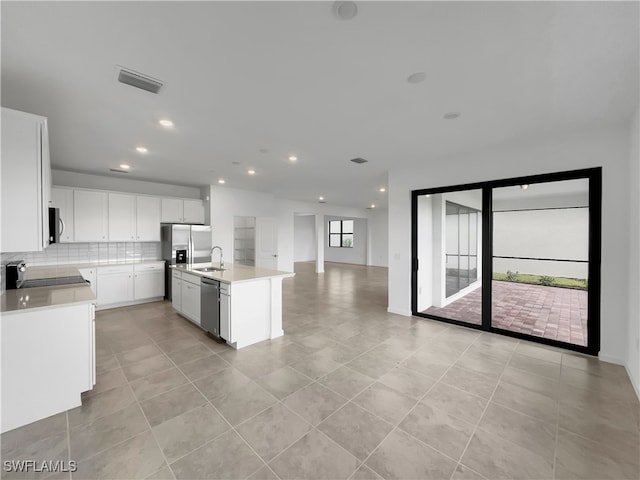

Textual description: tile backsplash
[0,242,161,293]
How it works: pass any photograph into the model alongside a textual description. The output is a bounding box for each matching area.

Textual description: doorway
[412,168,601,355]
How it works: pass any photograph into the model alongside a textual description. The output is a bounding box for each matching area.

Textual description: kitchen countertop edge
[171,263,295,284]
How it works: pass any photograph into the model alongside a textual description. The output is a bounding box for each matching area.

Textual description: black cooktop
[20,276,89,288]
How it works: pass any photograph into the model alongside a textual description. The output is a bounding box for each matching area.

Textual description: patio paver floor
[424,280,588,347]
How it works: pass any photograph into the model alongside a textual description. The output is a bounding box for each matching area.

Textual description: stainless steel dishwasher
[200,278,220,338]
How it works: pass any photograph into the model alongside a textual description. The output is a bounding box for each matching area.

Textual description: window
[329,220,354,248]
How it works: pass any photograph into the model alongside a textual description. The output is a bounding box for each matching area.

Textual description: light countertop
[171,262,294,284]
[1,283,95,314]
[23,260,165,279]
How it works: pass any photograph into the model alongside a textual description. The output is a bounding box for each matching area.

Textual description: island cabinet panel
[1,302,94,433]
[229,280,271,348]
[172,270,182,311]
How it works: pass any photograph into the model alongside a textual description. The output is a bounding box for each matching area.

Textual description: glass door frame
[411,167,602,356]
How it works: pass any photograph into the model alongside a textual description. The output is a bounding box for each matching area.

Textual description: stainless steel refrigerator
[161,224,212,300]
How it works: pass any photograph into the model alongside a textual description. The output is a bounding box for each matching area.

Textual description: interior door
[256,217,278,269]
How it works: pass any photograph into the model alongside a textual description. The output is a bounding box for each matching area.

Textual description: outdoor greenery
[539,275,556,286]
[493,272,588,290]
[506,270,519,282]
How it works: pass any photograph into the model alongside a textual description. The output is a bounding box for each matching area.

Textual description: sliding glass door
[411,168,601,355]
[415,189,483,326]
[491,179,590,347]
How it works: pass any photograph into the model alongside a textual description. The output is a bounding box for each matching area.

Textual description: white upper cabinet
[183,199,205,224]
[74,190,108,242]
[108,193,136,241]
[1,107,51,252]
[161,198,204,224]
[50,187,74,243]
[136,196,161,241]
[161,198,183,223]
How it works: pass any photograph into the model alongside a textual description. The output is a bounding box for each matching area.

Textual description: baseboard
[626,365,640,401]
[387,307,411,317]
[598,353,625,365]
[95,297,164,311]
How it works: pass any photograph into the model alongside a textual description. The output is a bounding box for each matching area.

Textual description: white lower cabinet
[78,267,97,297]
[172,270,182,311]
[1,302,94,433]
[134,262,164,300]
[220,282,231,341]
[92,262,165,309]
[97,265,134,307]
[180,273,201,325]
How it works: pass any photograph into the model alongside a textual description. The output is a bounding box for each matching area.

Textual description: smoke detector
[117,66,164,94]
[350,157,368,164]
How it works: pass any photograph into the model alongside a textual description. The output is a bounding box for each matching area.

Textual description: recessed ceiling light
[218,179,225,184]
[443,112,461,120]
[159,119,173,127]
[407,72,426,84]
[136,146,148,153]
[379,187,386,192]
[333,1,358,20]
[289,155,298,162]
[370,204,376,208]
[520,184,529,190]
[248,169,256,175]
[119,164,130,170]
[319,196,324,201]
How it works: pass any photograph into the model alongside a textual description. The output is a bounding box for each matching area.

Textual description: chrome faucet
[209,246,224,269]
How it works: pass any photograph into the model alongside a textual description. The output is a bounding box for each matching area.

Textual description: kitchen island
[1,267,96,433]
[170,262,294,349]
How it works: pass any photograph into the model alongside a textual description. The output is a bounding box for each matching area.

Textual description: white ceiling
[2,1,638,209]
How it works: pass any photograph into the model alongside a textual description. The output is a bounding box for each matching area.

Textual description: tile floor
[425,281,588,346]
[2,261,638,480]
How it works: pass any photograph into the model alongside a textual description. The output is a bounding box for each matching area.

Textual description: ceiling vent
[109,168,129,174]
[350,157,368,164]
[117,67,163,94]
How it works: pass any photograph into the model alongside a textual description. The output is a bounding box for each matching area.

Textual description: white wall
[417,196,433,311]
[325,216,367,265]
[493,208,589,278]
[368,209,388,267]
[52,170,202,198]
[388,126,631,363]
[628,106,640,397]
[294,215,316,262]
[208,185,384,272]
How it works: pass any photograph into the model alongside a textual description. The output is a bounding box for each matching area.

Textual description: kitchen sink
[195,267,226,272]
